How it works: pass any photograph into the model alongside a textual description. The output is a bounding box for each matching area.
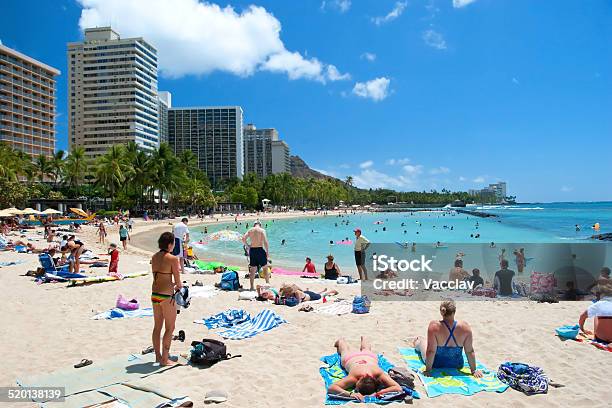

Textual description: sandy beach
[1,215,610,407]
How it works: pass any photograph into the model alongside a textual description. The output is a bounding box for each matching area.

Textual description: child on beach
[108,243,121,278]
[303,257,316,274]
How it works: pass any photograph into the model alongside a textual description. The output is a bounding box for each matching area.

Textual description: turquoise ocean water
[190,202,612,269]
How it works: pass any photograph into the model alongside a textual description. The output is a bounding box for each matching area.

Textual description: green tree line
[0,142,477,210]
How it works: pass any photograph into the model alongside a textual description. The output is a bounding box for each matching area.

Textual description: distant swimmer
[490,242,496,248]
[281,239,286,246]
[411,243,416,252]
[575,224,581,231]
[593,223,601,231]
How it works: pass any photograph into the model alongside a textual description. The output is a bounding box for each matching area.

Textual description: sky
[1,0,611,202]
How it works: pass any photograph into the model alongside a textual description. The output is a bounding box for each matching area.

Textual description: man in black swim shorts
[242,221,270,290]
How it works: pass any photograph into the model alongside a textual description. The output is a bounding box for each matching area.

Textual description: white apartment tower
[67,27,159,158]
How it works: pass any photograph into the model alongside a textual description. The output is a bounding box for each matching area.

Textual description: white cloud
[352,169,417,190]
[326,64,351,81]
[429,166,450,175]
[472,176,485,183]
[371,1,407,25]
[561,186,573,192]
[423,29,447,50]
[321,0,351,13]
[459,176,467,182]
[359,160,374,169]
[352,77,391,101]
[403,164,424,175]
[77,0,347,82]
[386,158,411,166]
[360,52,377,62]
[453,0,477,8]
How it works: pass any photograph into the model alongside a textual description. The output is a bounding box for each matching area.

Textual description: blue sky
[1,0,611,202]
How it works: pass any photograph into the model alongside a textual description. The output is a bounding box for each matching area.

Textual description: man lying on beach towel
[326,336,403,402]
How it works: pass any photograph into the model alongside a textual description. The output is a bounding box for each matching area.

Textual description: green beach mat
[194,260,239,271]
[16,353,186,405]
[398,347,508,398]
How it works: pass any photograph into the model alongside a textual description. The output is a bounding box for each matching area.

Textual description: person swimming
[413,300,482,377]
[327,337,402,401]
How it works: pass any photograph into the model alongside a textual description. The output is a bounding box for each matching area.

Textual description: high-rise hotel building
[0,44,60,158]
[67,27,159,158]
[168,106,244,187]
[243,124,290,177]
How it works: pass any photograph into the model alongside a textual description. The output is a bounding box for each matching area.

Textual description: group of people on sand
[326,299,484,400]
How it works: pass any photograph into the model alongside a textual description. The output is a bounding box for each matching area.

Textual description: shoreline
[129,210,352,272]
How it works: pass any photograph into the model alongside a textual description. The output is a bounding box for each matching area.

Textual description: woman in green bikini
[151,232,182,366]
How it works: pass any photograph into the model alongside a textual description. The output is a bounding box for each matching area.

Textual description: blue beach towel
[398,347,508,398]
[319,353,419,405]
[217,309,286,340]
[92,307,153,320]
[197,308,251,329]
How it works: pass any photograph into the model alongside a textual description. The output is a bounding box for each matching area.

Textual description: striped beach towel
[313,300,353,316]
[198,309,251,329]
[217,309,287,340]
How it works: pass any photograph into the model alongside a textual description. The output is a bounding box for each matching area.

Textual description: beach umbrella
[42,208,62,215]
[0,209,15,217]
[4,207,24,215]
[70,208,88,218]
[205,230,243,242]
[21,208,42,215]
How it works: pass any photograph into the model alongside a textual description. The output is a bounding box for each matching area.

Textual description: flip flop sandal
[142,345,155,355]
[173,330,186,342]
[74,359,93,368]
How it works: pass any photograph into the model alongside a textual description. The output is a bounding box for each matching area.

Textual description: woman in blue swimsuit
[413,299,482,377]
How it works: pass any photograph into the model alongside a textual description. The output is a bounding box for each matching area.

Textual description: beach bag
[352,295,371,314]
[219,271,240,291]
[116,294,139,311]
[530,272,556,295]
[497,362,549,395]
[555,324,579,340]
[189,339,241,366]
[274,296,299,307]
[388,367,416,389]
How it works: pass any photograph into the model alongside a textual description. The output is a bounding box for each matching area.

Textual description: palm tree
[344,176,354,187]
[50,150,66,187]
[150,143,184,212]
[95,145,129,206]
[64,146,87,195]
[34,154,53,182]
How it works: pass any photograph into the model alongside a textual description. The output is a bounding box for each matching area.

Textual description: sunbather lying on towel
[256,283,337,303]
[328,336,402,401]
[412,299,483,377]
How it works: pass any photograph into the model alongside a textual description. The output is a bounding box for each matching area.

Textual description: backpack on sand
[189,339,241,366]
[218,271,241,291]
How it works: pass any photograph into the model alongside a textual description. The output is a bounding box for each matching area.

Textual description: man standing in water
[354,228,370,281]
[242,221,270,291]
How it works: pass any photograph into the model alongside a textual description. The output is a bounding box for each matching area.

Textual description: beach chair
[38,253,69,274]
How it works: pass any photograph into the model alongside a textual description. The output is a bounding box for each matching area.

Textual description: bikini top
[153,249,173,281]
